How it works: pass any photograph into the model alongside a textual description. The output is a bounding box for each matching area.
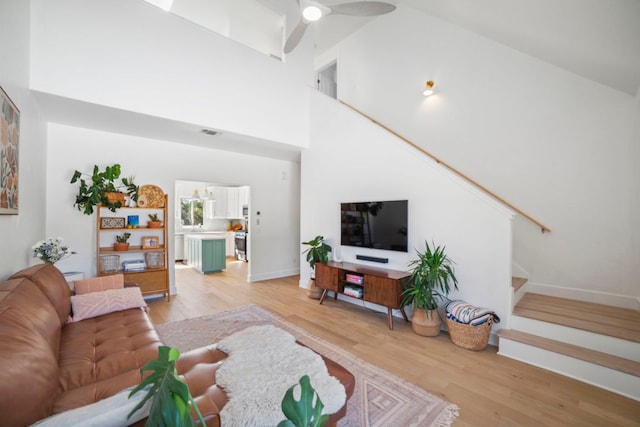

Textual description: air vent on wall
[201,129,221,136]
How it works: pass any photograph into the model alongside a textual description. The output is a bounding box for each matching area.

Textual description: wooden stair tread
[511,277,527,292]
[514,293,640,343]
[498,329,640,377]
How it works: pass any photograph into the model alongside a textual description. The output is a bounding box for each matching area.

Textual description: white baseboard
[528,282,639,310]
[248,268,299,283]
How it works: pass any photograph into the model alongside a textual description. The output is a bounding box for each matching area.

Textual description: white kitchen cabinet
[204,199,216,219]
[227,188,240,218]
[239,186,249,209]
[211,187,228,218]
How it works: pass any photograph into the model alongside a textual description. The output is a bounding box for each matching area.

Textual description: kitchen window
[180,198,203,229]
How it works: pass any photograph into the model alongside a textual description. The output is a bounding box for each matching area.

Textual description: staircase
[498,278,640,400]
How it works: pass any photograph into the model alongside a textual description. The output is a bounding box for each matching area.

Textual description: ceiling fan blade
[284,18,310,53]
[328,1,396,17]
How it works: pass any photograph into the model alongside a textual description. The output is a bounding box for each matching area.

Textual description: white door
[317,61,337,99]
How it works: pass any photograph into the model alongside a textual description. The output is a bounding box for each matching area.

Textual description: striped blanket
[445,300,501,326]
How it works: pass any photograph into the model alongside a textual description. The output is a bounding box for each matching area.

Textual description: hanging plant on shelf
[70,164,139,215]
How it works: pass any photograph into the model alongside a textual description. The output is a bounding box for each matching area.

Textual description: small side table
[62,271,84,291]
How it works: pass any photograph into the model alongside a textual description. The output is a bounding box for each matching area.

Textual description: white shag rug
[215,325,347,427]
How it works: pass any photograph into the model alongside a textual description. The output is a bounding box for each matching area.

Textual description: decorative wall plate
[137,185,165,208]
[100,217,126,229]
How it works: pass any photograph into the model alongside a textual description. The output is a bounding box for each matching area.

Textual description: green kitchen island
[186,235,226,274]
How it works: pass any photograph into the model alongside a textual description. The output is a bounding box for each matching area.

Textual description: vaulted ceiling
[310,0,640,95]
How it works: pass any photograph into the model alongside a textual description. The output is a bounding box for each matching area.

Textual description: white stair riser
[511,281,528,309]
[498,339,640,401]
[511,315,640,361]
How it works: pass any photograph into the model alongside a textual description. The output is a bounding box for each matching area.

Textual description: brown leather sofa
[0,264,354,426]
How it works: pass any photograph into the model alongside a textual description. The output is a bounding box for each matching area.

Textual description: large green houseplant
[70,164,138,215]
[302,236,332,299]
[401,241,458,337]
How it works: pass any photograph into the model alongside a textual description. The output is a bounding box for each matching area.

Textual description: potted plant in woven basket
[302,236,332,299]
[70,164,138,215]
[401,241,458,337]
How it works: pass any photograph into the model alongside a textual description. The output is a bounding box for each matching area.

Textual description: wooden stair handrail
[339,100,551,233]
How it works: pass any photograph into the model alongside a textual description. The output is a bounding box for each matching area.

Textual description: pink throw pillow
[70,287,147,321]
[73,274,124,295]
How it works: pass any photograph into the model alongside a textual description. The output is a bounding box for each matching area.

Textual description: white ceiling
[310,0,640,95]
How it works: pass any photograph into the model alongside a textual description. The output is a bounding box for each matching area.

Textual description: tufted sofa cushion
[0,277,62,426]
[54,308,163,414]
[10,263,71,326]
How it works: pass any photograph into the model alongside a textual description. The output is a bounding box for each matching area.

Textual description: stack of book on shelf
[343,284,363,299]
[122,259,146,272]
[345,273,364,284]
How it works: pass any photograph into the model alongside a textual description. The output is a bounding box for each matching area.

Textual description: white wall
[302,92,514,326]
[45,123,301,290]
[0,0,48,280]
[29,0,312,148]
[169,0,284,59]
[321,5,640,301]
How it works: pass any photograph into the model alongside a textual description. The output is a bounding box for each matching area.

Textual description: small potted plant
[147,213,162,228]
[114,232,131,251]
[70,164,138,215]
[401,241,458,337]
[302,235,332,299]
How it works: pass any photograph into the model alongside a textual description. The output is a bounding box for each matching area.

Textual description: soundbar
[356,254,389,263]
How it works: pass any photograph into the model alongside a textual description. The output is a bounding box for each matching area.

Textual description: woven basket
[99,255,120,274]
[104,191,126,205]
[145,252,164,269]
[445,316,493,351]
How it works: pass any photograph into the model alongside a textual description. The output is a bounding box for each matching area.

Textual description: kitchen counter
[186,234,226,240]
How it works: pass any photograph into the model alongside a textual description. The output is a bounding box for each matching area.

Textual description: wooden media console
[315,261,411,330]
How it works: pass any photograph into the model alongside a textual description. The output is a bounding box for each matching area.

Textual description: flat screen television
[340,200,408,252]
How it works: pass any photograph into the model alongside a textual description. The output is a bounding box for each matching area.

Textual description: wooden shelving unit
[96,193,169,300]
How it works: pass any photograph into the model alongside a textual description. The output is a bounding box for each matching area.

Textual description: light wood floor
[147,261,640,427]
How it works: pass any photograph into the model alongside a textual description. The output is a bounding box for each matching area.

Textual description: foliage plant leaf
[302,236,332,270]
[70,163,139,215]
[279,375,329,427]
[128,346,206,427]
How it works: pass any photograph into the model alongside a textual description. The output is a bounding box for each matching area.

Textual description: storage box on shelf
[96,193,169,300]
[315,261,410,330]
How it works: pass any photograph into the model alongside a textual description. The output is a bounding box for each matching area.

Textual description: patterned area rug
[156,305,459,427]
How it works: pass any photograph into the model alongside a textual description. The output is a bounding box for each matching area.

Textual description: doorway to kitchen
[174,180,250,281]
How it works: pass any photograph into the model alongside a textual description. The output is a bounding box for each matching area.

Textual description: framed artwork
[142,236,160,249]
[0,86,20,215]
[100,217,126,229]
